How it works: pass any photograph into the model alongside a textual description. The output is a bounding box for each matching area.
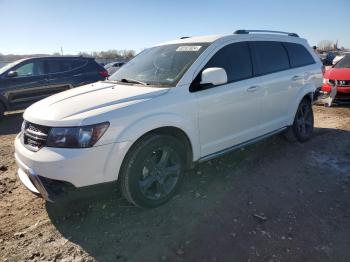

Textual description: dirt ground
[0,105,349,262]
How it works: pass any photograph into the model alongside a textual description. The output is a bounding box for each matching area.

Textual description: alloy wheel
[139,146,181,200]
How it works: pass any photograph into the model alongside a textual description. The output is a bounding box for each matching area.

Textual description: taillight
[99,70,108,78]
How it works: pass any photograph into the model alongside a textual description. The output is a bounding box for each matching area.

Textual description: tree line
[0,49,136,62]
[317,40,347,52]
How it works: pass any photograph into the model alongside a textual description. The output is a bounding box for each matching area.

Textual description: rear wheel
[120,134,186,208]
[285,98,314,142]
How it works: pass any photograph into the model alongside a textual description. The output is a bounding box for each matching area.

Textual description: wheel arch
[287,84,315,125]
[116,113,200,165]
[129,126,194,168]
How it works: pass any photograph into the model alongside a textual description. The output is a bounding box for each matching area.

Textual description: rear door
[249,41,292,133]
[45,59,76,94]
[60,59,90,86]
[194,41,264,157]
[2,59,47,108]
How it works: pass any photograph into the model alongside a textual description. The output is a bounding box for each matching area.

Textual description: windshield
[334,54,350,68]
[109,43,210,87]
[0,59,24,75]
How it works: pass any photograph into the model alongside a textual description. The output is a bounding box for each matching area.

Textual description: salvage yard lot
[0,106,350,262]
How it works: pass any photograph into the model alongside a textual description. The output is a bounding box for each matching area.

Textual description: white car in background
[332,55,345,65]
[105,61,126,75]
[15,30,323,207]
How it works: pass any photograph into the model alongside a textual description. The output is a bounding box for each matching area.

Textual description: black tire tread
[284,98,313,143]
[119,134,185,208]
[120,134,155,207]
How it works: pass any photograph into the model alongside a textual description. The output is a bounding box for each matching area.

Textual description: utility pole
[60,47,63,56]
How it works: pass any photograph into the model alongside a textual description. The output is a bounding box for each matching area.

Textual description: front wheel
[120,134,186,208]
[285,98,314,142]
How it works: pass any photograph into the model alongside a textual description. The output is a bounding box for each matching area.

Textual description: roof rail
[234,29,299,37]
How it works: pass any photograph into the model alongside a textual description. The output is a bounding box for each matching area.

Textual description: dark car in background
[0,56,108,119]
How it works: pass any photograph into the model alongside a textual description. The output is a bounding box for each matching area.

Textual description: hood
[324,68,350,80]
[24,81,170,126]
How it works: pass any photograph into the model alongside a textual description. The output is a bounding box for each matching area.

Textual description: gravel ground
[0,105,349,262]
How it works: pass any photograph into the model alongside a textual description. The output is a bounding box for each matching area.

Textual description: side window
[283,42,315,68]
[15,61,45,77]
[204,42,253,83]
[250,41,290,75]
[16,63,34,77]
[60,60,73,71]
[46,60,61,74]
[70,59,86,70]
[48,59,86,73]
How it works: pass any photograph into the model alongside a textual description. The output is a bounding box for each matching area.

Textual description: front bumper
[14,133,131,201]
[15,154,74,201]
[335,86,350,101]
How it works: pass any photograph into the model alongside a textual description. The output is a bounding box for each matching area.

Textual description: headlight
[46,122,109,148]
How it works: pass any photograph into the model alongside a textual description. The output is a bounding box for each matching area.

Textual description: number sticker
[176,46,202,52]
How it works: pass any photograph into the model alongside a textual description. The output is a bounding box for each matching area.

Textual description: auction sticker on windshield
[176,46,202,52]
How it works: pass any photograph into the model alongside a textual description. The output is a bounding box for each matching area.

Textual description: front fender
[116,112,200,161]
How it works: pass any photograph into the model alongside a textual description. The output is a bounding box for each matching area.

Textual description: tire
[284,98,314,142]
[120,134,187,208]
[0,103,5,121]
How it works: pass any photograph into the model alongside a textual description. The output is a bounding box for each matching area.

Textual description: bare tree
[78,52,92,57]
[123,50,136,59]
[318,40,335,52]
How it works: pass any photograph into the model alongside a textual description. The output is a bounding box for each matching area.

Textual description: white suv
[14,30,323,207]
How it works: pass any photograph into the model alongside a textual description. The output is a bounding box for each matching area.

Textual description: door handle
[247,86,260,92]
[291,75,303,81]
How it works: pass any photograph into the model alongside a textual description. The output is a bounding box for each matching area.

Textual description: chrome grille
[329,79,350,86]
[337,80,350,86]
[23,121,50,151]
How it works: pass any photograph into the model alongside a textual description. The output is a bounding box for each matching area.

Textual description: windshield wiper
[119,78,149,86]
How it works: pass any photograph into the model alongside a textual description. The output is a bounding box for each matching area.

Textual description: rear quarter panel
[287,62,323,124]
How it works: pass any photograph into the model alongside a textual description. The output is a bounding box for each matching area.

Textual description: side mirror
[7,71,18,78]
[200,67,227,86]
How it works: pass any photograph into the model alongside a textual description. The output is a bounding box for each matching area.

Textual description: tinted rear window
[204,42,252,82]
[60,60,73,71]
[46,59,87,74]
[70,59,87,69]
[46,60,61,74]
[250,41,290,75]
[283,42,315,68]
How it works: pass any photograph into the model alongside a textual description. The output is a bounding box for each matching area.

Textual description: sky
[0,0,349,55]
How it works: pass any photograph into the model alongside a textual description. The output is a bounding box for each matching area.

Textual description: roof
[157,31,306,46]
[21,56,93,61]
[156,35,224,46]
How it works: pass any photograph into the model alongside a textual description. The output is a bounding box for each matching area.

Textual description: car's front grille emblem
[23,121,50,152]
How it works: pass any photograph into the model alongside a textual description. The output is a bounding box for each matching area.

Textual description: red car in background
[322,54,350,102]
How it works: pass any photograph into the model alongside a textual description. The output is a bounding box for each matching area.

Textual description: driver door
[193,42,264,157]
